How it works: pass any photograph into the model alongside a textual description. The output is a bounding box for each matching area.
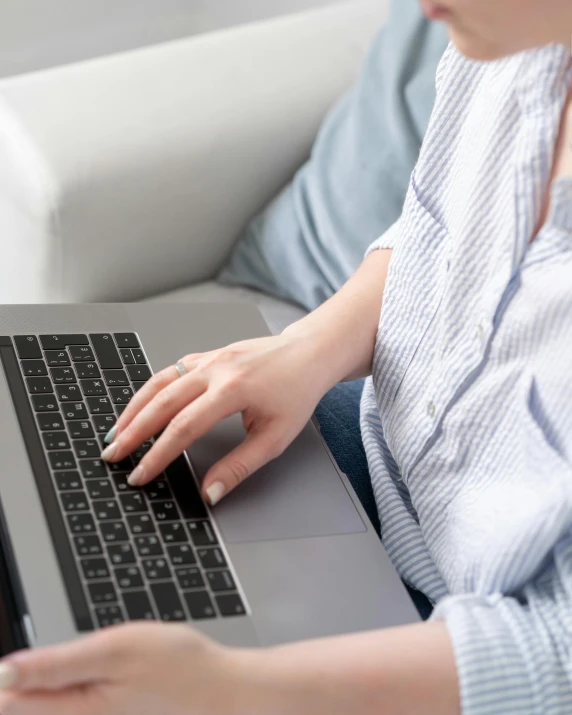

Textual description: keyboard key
[62,402,89,420]
[21,359,47,376]
[75,362,101,379]
[74,534,103,556]
[50,367,76,384]
[49,450,76,470]
[90,334,122,369]
[158,522,187,543]
[93,414,116,434]
[80,459,107,479]
[135,535,163,557]
[131,381,147,393]
[60,491,89,512]
[119,492,148,513]
[86,479,114,499]
[109,386,133,404]
[126,365,152,382]
[206,570,236,592]
[115,404,128,416]
[56,384,82,402]
[31,394,59,412]
[123,590,155,621]
[88,581,117,605]
[81,558,110,580]
[144,479,172,501]
[175,567,203,590]
[93,500,122,521]
[215,594,246,618]
[111,473,132,492]
[95,605,124,628]
[187,521,218,547]
[40,334,89,350]
[42,431,70,451]
[37,412,65,431]
[107,457,133,473]
[127,514,155,535]
[26,377,53,394]
[100,521,129,543]
[67,513,96,534]
[55,471,82,491]
[167,544,196,566]
[115,566,144,590]
[68,420,94,439]
[81,379,106,397]
[197,548,227,570]
[151,501,179,522]
[107,543,136,566]
[87,396,113,414]
[103,370,129,386]
[44,350,70,367]
[150,583,186,622]
[114,333,140,349]
[142,558,171,581]
[69,345,95,362]
[183,590,215,620]
[131,442,152,464]
[131,348,147,365]
[119,348,135,364]
[73,439,100,459]
[165,456,208,520]
[14,335,42,359]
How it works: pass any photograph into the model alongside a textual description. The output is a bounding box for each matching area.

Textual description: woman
[1,0,571,712]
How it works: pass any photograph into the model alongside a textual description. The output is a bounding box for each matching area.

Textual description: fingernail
[100,442,118,461]
[128,465,145,487]
[0,663,17,689]
[206,481,225,506]
[104,425,118,444]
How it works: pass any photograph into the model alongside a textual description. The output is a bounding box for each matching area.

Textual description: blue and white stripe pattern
[361,42,572,713]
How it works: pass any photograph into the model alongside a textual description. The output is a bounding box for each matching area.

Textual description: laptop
[0,301,419,652]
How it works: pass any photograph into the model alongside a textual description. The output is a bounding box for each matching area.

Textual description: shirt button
[427,402,436,419]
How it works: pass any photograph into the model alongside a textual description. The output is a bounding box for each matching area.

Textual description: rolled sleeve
[365,218,402,257]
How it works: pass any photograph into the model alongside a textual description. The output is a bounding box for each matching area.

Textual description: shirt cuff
[364,218,402,257]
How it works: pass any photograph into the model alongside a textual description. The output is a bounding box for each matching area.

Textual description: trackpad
[188,416,365,543]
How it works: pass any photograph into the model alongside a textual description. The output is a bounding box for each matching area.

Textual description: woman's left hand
[0,622,263,715]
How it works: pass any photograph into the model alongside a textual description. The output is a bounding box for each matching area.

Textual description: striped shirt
[361,43,572,713]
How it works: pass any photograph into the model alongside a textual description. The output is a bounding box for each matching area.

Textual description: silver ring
[174,361,188,379]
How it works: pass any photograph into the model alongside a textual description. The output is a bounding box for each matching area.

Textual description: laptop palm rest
[188,415,366,544]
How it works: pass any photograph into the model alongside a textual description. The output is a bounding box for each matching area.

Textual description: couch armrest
[0,0,387,304]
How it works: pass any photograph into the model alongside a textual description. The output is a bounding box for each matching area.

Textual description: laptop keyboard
[3,333,246,631]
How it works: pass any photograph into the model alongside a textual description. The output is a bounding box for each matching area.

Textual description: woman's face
[420,0,572,60]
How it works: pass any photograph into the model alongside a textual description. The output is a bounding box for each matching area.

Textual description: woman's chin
[448,27,512,62]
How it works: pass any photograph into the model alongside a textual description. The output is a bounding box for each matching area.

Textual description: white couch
[0,0,388,334]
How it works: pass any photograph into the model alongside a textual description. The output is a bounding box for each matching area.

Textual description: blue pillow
[219,1,448,312]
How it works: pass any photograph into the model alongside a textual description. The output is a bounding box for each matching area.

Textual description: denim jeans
[314,379,433,621]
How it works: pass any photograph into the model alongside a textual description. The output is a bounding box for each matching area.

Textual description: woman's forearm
[283,249,392,383]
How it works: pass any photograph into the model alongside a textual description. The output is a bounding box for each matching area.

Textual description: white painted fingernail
[0,663,17,689]
[206,482,225,506]
[104,425,118,444]
[128,465,145,487]
[100,442,118,461]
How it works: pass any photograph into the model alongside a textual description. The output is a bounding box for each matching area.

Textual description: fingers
[0,690,91,715]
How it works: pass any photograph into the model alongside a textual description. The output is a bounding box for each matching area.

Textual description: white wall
[0,0,350,78]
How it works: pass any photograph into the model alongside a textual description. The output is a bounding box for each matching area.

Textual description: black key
[132,381,147,393]
[123,590,155,621]
[26,377,53,395]
[49,450,76,470]
[63,402,89,420]
[114,333,140,349]
[165,456,208,520]
[126,365,151,382]
[67,513,96,534]
[95,605,124,627]
[56,384,82,402]
[93,414,116,434]
[144,479,172,501]
[87,396,113,414]
[109,386,133,404]
[197,548,227,570]
[14,335,42,359]
[120,492,148,513]
[55,471,82,491]
[68,420,94,439]
[69,345,95,362]
[73,439,100,459]
[215,593,246,617]
[107,543,136,566]
[131,348,147,365]
[119,348,135,364]
[21,359,47,376]
[100,521,129,543]
[86,479,114,500]
[74,534,102,556]
[115,404,128,416]
[88,581,117,605]
[103,370,129,387]
[135,535,163,557]
[150,582,186,622]
[37,412,65,431]
[115,566,144,590]
[90,334,122,369]
[81,379,106,397]
[151,501,179,522]
[60,491,89,512]
[175,567,203,590]
[187,521,218,547]
[142,558,171,581]
[158,522,187,543]
[111,473,132,492]
[206,570,236,592]
[131,441,152,464]
[93,500,121,521]
[167,544,196,566]
[81,558,110,580]
[31,394,58,412]
[50,367,76,384]
[44,350,70,367]
[107,457,133,473]
[80,459,107,479]
[183,590,216,620]
[75,362,100,379]
[127,514,155,535]
[40,334,89,350]
[42,431,70,451]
